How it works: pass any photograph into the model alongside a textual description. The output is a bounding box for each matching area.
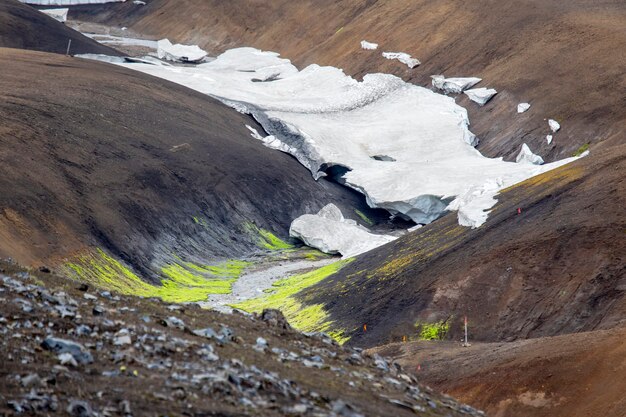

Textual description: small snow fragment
[431,75,482,94]
[447,179,502,228]
[546,135,553,144]
[157,39,207,63]
[464,88,497,105]
[548,119,560,133]
[516,143,544,165]
[382,52,420,68]
[133,0,146,4]
[360,40,378,50]
[517,103,531,113]
[246,125,264,140]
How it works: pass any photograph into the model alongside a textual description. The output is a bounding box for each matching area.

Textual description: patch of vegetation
[232,259,353,344]
[414,320,450,340]
[243,222,294,250]
[192,216,209,227]
[354,209,375,226]
[573,143,589,157]
[302,249,331,260]
[64,248,250,303]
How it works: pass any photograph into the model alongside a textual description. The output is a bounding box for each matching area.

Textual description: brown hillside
[371,328,626,417]
[0,47,372,274]
[304,138,625,347]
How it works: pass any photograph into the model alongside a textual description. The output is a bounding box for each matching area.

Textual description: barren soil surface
[370,328,626,417]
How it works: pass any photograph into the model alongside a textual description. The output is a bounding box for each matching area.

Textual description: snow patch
[289,204,396,258]
[157,39,207,63]
[93,47,585,231]
[548,119,560,133]
[464,87,497,105]
[546,135,553,145]
[431,75,482,94]
[516,143,544,165]
[82,33,158,49]
[517,103,531,113]
[382,52,420,68]
[40,8,68,22]
[75,54,126,63]
[360,40,378,50]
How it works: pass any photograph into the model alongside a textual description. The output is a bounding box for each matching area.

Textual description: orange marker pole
[363,324,367,332]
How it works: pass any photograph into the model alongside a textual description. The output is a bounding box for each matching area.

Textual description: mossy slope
[64,248,250,303]
[233,259,353,344]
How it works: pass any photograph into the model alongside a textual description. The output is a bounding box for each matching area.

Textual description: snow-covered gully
[79,46,585,256]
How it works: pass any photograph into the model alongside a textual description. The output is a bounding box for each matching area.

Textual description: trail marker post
[66,39,72,56]
[462,315,471,347]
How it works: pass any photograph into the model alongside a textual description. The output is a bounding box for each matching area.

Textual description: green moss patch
[192,216,209,227]
[573,143,590,157]
[414,320,450,340]
[354,209,375,226]
[243,222,294,250]
[64,249,250,303]
[232,259,352,344]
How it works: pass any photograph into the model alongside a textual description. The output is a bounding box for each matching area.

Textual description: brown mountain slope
[0,47,373,275]
[371,328,626,417]
[70,0,626,348]
[302,138,625,347]
[0,0,119,55]
[72,0,626,162]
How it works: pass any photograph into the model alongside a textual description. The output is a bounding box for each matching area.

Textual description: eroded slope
[0,48,372,282]
[302,141,625,347]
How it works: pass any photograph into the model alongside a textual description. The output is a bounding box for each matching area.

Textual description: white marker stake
[464,316,468,345]
[462,315,471,347]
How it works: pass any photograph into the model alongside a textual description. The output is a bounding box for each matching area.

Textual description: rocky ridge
[0,259,484,417]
